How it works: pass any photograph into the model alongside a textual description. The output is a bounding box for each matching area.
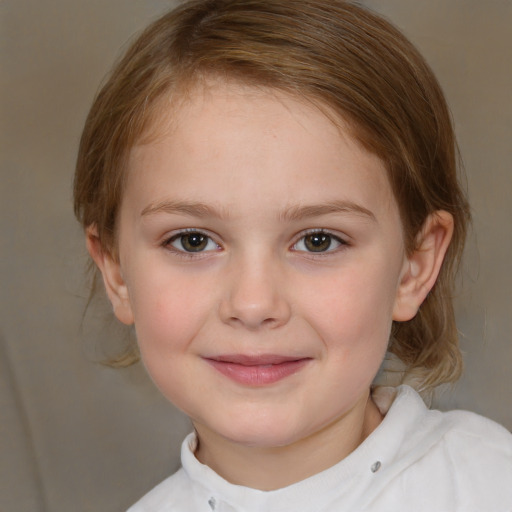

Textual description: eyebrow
[280,201,376,222]
[140,199,376,222]
[141,200,228,219]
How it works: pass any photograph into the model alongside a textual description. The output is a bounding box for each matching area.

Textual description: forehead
[124,80,397,220]
[136,78,367,162]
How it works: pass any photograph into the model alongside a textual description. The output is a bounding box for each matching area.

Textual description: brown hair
[74,0,470,389]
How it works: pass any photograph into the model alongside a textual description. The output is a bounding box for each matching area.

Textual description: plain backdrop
[1,1,511,511]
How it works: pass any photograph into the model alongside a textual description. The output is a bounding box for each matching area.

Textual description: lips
[204,354,311,386]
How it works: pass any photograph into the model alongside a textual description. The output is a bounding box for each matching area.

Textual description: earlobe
[393,211,454,322]
[86,226,134,325]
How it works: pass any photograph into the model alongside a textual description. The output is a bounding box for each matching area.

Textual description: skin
[88,81,453,490]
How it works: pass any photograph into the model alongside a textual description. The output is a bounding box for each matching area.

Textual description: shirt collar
[180,385,434,512]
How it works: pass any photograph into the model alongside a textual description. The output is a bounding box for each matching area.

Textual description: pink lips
[204,354,311,386]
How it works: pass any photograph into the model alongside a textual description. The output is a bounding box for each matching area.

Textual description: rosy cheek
[306,271,392,340]
[135,286,205,351]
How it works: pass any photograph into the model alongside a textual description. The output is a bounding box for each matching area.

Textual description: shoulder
[434,406,512,475]
[401,383,512,464]
[418,409,512,510]
[376,386,512,511]
[441,406,512,448]
[363,386,512,510]
[391,385,512,466]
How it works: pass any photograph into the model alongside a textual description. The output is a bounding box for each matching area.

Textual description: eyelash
[162,229,221,259]
[161,228,349,258]
[291,229,349,256]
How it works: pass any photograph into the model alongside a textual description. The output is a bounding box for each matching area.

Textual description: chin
[225,432,301,450]
[213,415,312,449]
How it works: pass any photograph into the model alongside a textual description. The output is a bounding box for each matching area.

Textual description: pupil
[183,233,207,252]
[306,233,331,252]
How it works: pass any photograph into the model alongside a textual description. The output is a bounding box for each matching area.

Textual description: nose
[219,254,291,330]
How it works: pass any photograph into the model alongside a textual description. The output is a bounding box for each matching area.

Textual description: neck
[194,391,383,490]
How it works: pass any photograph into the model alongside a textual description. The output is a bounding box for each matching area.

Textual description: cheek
[298,259,400,349]
[308,271,395,392]
[125,270,216,405]
[127,269,214,356]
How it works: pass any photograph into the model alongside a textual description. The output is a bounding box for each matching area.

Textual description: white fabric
[127,385,512,511]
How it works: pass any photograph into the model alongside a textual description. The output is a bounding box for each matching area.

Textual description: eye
[293,231,346,253]
[166,231,219,253]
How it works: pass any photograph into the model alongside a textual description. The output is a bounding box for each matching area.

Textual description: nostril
[218,272,292,329]
[227,315,279,329]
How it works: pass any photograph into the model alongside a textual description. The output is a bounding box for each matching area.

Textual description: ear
[393,211,454,322]
[86,226,134,325]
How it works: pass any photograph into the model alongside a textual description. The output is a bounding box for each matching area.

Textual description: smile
[204,355,312,386]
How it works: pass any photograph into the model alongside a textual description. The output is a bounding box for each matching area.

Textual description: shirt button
[371,461,382,473]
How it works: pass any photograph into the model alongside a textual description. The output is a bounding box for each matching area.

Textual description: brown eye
[168,231,217,253]
[304,233,333,252]
[293,231,345,253]
[181,233,208,252]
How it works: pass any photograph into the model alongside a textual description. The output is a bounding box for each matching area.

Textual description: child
[74,0,512,510]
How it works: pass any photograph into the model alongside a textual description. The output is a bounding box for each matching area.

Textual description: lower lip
[205,359,311,386]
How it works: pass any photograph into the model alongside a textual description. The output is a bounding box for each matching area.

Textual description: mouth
[203,354,312,386]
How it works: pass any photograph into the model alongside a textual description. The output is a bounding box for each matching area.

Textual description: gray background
[1,1,511,511]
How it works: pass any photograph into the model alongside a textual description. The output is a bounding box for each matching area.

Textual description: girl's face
[109,82,411,450]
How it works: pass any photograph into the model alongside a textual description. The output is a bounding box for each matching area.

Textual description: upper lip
[205,354,310,366]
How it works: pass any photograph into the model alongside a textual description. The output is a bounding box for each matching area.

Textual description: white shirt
[128,385,512,511]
